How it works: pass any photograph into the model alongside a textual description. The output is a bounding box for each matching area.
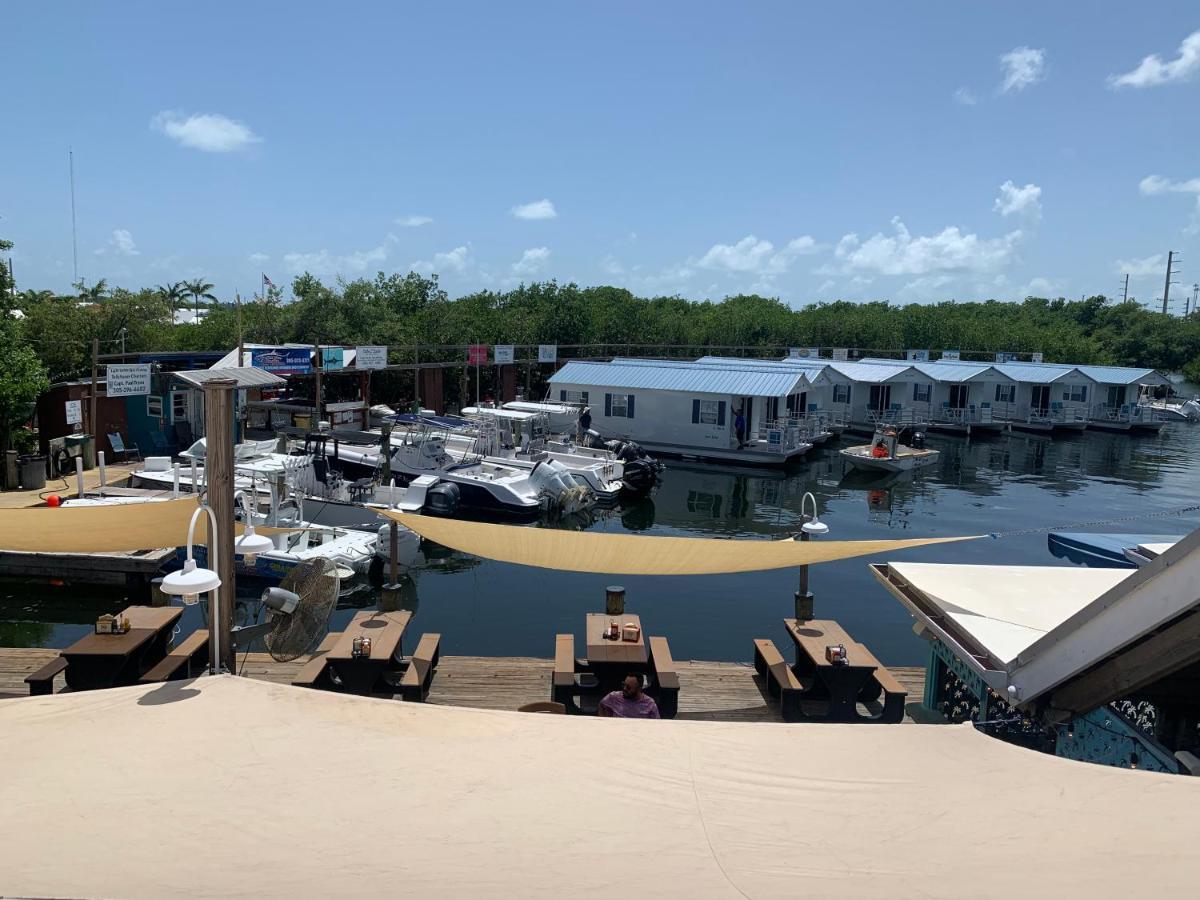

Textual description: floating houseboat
[547,359,815,466]
[861,359,1011,436]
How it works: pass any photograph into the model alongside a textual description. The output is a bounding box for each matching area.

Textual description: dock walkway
[0,648,930,722]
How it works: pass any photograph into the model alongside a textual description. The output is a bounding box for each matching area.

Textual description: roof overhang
[173,367,286,389]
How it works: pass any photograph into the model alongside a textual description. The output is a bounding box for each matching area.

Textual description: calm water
[4,421,1199,666]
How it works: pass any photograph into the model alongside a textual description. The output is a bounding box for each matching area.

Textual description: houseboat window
[832,384,851,404]
[559,390,589,405]
[1063,384,1088,403]
[698,400,721,424]
[606,393,634,418]
[912,383,931,403]
[172,392,189,421]
[995,384,1016,403]
[147,396,164,418]
[686,490,722,516]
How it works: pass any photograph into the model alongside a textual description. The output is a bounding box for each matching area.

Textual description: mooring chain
[988,503,1200,540]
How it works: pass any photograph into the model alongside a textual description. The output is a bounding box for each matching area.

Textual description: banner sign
[1031,352,1044,363]
[941,349,961,360]
[788,347,820,359]
[538,344,557,363]
[355,346,387,370]
[105,363,152,397]
[65,399,82,425]
[995,351,1016,363]
[321,348,344,371]
[493,345,514,365]
[468,344,488,366]
[831,348,848,361]
[251,348,311,375]
[906,349,929,362]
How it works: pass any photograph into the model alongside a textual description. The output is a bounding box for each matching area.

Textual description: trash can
[19,455,47,491]
[66,434,96,469]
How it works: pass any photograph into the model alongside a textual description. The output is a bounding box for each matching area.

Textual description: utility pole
[1121,273,1129,305]
[203,378,237,673]
[1162,250,1178,315]
[314,342,323,425]
[69,149,78,286]
[1189,283,1199,318]
[89,338,99,439]
[235,292,244,366]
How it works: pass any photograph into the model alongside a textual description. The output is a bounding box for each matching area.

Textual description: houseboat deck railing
[928,404,996,426]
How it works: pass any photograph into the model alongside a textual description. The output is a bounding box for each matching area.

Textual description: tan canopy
[383,510,980,575]
[0,677,1195,898]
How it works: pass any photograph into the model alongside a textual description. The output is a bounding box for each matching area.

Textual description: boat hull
[839,447,940,473]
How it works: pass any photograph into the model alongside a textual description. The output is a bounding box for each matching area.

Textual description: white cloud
[698,234,820,275]
[953,87,977,106]
[412,245,470,275]
[1109,29,1200,88]
[151,111,262,153]
[511,246,550,276]
[600,255,626,277]
[1022,276,1061,297]
[283,234,398,276]
[994,180,1042,218]
[999,46,1045,93]
[835,217,1022,276]
[395,215,433,227]
[1115,254,1165,277]
[510,199,557,220]
[94,228,140,257]
[1140,174,1200,232]
[248,252,269,264]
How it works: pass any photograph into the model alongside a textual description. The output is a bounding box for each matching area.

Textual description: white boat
[130,438,317,495]
[1139,397,1200,422]
[840,427,940,473]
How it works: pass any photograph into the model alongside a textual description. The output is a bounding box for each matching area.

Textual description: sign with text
[995,351,1016,364]
[941,349,961,360]
[320,347,344,371]
[105,363,152,397]
[788,347,820,359]
[1031,352,1044,363]
[65,399,82,425]
[355,346,387,370]
[906,349,929,362]
[493,344,515,365]
[538,344,557,363]
[251,348,311,375]
[467,344,488,366]
[831,348,849,361]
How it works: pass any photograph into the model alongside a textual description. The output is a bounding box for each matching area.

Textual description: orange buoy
[46,494,61,507]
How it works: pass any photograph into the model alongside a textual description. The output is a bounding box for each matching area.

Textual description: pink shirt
[599,691,660,719]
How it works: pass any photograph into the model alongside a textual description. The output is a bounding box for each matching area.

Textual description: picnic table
[767,618,906,723]
[324,610,412,695]
[553,613,679,717]
[61,606,183,692]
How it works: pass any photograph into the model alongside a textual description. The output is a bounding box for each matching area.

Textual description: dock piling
[97,451,106,497]
[75,456,84,498]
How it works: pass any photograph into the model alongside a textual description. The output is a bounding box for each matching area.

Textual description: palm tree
[155,281,188,317]
[75,279,108,303]
[181,279,217,321]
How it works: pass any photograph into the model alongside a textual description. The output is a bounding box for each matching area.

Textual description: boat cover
[384,510,978,574]
[0,676,1195,899]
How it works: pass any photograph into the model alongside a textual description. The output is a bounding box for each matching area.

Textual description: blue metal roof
[859,358,1009,383]
[548,360,808,397]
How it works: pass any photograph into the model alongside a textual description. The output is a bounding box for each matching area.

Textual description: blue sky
[4,2,1200,309]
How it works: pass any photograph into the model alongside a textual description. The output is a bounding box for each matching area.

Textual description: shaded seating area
[552,613,679,717]
[290,610,441,701]
[754,618,907,723]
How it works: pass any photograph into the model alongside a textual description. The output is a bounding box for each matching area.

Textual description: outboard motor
[910,431,926,449]
[423,481,461,516]
[620,457,659,495]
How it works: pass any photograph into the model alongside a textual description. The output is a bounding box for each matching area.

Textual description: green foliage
[0,316,50,452]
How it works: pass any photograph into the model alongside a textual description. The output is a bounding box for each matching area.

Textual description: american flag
[262,273,276,290]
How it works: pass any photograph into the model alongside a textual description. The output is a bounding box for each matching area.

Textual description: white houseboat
[547,359,814,466]
[861,359,1012,436]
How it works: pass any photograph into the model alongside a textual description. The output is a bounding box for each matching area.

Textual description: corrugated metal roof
[173,367,286,389]
[992,363,1079,384]
[1074,365,1167,385]
[548,360,807,397]
[827,361,912,382]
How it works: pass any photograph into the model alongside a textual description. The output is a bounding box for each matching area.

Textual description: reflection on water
[4,422,1199,667]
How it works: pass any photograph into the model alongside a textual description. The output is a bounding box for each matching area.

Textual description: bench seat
[291,633,340,689]
[399,633,441,702]
[140,630,210,683]
[647,635,679,719]
[753,638,803,722]
[26,656,68,696]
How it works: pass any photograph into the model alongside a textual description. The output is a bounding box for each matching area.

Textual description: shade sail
[0,497,302,553]
[0,676,1196,899]
[384,511,979,574]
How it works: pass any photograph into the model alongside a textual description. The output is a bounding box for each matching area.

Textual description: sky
[3,2,1200,310]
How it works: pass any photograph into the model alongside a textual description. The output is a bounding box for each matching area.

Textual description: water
[4,422,1199,666]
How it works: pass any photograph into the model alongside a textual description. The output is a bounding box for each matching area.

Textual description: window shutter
[718,401,726,426]
[582,392,589,405]
[604,393,612,416]
[1080,386,1087,401]
[1063,391,1070,401]
[692,399,700,423]
[559,390,566,401]
[913,383,920,401]
[627,395,635,418]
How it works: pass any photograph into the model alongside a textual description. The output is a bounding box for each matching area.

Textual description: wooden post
[236,293,244,366]
[89,338,99,439]
[414,344,421,409]
[795,530,813,621]
[204,379,237,673]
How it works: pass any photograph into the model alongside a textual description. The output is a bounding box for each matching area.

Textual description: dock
[0,461,142,509]
[0,647,929,721]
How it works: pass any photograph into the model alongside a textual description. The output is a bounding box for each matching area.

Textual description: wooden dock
[0,462,142,509]
[0,647,931,722]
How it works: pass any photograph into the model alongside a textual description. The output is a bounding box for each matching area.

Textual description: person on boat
[734,408,746,448]
[598,673,660,719]
[577,406,592,442]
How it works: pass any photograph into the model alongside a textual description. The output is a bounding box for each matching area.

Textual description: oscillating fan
[230,557,340,663]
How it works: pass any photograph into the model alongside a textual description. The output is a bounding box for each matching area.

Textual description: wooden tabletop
[328,610,412,663]
[585,613,647,665]
[122,606,183,631]
[784,618,873,669]
[62,607,183,658]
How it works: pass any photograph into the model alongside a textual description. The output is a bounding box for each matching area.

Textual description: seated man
[598,673,660,719]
